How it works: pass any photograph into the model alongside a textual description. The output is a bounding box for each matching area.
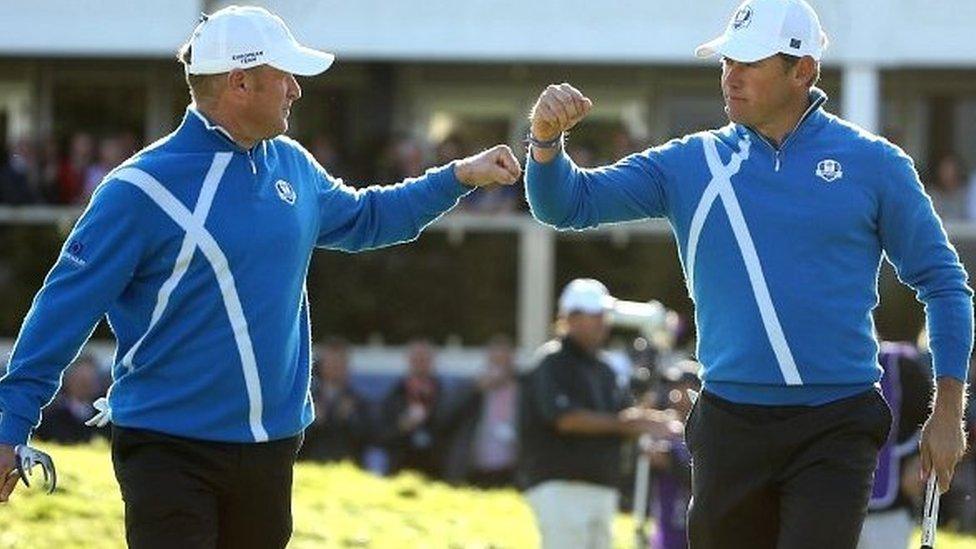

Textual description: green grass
[0,442,972,548]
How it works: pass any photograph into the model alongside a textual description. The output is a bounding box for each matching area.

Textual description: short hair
[778,53,821,88]
[176,42,223,104]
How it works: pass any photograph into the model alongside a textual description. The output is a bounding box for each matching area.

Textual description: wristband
[525,132,564,150]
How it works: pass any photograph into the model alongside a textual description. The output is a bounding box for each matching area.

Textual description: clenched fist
[529,83,593,142]
[454,144,522,187]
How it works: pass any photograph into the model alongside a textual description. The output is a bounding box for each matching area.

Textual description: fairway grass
[0,442,972,548]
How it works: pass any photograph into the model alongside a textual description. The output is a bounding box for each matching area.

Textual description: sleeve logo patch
[63,240,87,266]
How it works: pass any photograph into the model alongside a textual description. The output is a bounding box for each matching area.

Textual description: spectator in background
[379,339,447,478]
[857,341,932,549]
[647,360,700,549]
[567,143,596,168]
[114,131,140,160]
[443,334,520,487]
[308,134,345,179]
[459,181,521,214]
[0,134,34,205]
[299,337,371,464]
[81,136,125,202]
[34,354,108,443]
[36,137,61,203]
[928,152,969,221]
[966,161,976,223]
[435,135,467,167]
[519,279,673,549]
[607,130,637,164]
[57,133,94,204]
[376,136,427,183]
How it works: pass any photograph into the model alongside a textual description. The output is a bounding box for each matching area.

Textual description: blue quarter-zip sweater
[527,89,973,405]
[0,107,470,445]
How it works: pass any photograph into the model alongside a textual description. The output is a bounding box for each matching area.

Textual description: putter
[920,474,939,549]
[633,434,652,549]
[13,444,57,494]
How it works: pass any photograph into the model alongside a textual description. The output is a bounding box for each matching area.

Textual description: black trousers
[685,389,891,549]
[111,426,302,549]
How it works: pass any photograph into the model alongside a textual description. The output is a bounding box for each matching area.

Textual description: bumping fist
[529,83,593,142]
[454,144,522,187]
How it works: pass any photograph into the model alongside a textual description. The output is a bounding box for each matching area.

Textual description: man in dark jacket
[379,339,450,477]
[520,279,672,549]
[299,338,371,463]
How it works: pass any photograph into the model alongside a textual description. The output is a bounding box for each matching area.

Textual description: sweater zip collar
[188,106,260,174]
[741,88,828,172]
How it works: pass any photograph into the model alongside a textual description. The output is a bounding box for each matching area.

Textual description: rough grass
[0,442,972,548]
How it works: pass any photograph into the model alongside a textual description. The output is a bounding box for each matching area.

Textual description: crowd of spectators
[0,130,529,214]
[29,330,976,543]
[9,126,976,226]
[0,132,138,205]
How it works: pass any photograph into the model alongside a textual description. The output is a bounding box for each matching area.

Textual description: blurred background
[0,0,974,546]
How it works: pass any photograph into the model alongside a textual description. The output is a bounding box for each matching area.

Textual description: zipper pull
[247,151,257,174]
[774,152,781,172]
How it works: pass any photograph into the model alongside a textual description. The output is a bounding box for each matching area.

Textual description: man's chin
[264,121,288,139]
[725,105,745,125]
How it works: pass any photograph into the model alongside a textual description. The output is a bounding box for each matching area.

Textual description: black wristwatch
[525,132,564,150]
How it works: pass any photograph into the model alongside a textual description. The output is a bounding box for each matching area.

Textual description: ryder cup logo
[275,179,296,205]
[815,159,844,182]
[732,5,753,29]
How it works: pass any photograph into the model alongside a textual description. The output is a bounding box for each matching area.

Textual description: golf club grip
[920,474,938,549]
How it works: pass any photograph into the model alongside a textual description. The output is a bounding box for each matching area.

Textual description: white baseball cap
[186,5,335,76]
[695,0,829,63]
[558,279,616,316]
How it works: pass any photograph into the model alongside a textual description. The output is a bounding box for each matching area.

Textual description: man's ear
[794,56,817,88]
[226,69,249,95]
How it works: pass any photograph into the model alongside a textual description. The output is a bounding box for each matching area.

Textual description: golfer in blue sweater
[0,5,520,548]
[524,1,971,547]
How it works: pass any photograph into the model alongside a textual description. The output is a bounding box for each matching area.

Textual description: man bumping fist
[0,5,520,548]
[524,1,971,547]
[528,83,593,164]
[455,144,522,187]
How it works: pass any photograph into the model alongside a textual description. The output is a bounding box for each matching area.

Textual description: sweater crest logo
[275,179,296,205]
[815,159,843,182]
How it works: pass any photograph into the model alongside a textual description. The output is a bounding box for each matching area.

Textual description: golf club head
[13,444,57,494]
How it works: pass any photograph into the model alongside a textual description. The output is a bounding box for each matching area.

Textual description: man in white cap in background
[523,0,971,547]
[519,278,672,549]
[0,5,520,548]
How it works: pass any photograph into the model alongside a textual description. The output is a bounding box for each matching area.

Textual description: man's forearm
[555,410,628,436]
